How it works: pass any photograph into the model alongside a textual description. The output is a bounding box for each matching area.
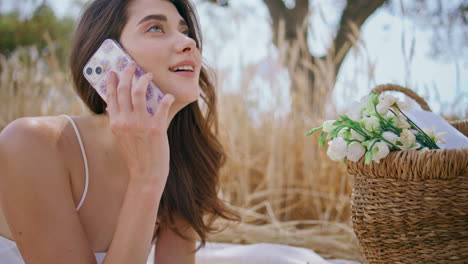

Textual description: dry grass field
[1,33,464,261]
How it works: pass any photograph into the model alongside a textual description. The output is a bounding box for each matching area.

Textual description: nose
[175,33,196,54]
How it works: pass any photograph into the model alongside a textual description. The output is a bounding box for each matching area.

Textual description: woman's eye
[182,30,190,37]
[148,25,163,33]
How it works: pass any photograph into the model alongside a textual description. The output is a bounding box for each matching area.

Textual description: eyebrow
[137,14,187,27]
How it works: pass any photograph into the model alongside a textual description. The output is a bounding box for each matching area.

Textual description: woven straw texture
[347,85,468,264]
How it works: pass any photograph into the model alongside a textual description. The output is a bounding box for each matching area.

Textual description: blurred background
[1,0,466,261]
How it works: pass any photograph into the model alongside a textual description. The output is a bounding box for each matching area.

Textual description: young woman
[0,0,238,263]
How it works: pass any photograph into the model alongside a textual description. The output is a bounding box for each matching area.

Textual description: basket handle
[372,84,432,112]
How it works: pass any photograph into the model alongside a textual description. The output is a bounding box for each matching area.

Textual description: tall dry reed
[2,25,464,261]
[205,19,364,260]
[0,34,87,130]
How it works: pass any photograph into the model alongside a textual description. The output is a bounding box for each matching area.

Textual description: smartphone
[83,39,164,115]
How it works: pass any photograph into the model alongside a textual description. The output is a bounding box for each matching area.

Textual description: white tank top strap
[61,115,89,212]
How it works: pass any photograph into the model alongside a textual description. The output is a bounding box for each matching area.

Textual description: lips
[168,60,196,72]
[172,71,196,78]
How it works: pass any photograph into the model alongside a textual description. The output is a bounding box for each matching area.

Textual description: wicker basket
[347,84,468,264]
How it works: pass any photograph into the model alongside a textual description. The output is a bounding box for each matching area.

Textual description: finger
[105,71,119,114]
[132,73,153,117]
[152,94,175,129]
[117,62,136,113]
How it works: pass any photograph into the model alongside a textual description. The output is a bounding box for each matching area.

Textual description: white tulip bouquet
[307,92,447,164]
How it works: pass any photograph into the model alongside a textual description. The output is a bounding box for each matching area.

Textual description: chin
[173,85,201,107]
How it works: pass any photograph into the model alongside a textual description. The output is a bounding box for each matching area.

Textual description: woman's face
[120,0,201,109]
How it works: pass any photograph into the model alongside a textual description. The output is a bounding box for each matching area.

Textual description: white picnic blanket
[1,236,359,264]
[405,109,468,149]
[194,242,359,264]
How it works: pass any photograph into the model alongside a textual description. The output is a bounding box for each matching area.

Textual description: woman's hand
[106,63,174,187]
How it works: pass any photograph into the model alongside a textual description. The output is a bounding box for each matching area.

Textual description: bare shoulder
[0,116,69,179]
[0,116,70,179]
[0,116,68,148]
[0,116,96,262]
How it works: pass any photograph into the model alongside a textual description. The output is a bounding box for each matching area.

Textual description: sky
[1,0,467,117]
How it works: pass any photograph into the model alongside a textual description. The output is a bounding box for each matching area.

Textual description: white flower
[410,142,422,150]
[371,141,390,163]
[362,108,371,117]
[379,93,411,112]
[396,99,411,111]
[359,94,376,117]
[338,128,351,140]
[361,116,380,132]
[396,115,411,129]
[322,120,337,133]
[423,126,447,144]
[346,100,365,120]
[382,131,400,145]
[376,94,398,115]
[376,102,391,116]
[386,114,398,127]
[347,142,366,162]
[397,129,417,150]
[350,129,365,141]
[361,139,374,148]
[379,94,397,108]
[347,110,360,121]
[327,137,348,161]
[400,129,416,145]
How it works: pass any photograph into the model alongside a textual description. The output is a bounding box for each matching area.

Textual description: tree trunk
[263,0,386,116]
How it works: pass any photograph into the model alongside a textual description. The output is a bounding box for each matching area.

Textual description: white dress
[0,115,358,264]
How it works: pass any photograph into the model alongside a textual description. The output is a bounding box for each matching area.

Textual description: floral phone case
[83,39,164,115]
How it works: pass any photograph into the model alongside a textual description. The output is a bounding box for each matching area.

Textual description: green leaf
[332,120,343,126]
[306,126,322,136]
[318,131,326,147]
[338,114,350,121]
[327,126,341,139]
[361,140,371,147]
[365,151,373,165]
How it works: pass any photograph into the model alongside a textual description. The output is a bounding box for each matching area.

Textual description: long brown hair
[69,0,239,249]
